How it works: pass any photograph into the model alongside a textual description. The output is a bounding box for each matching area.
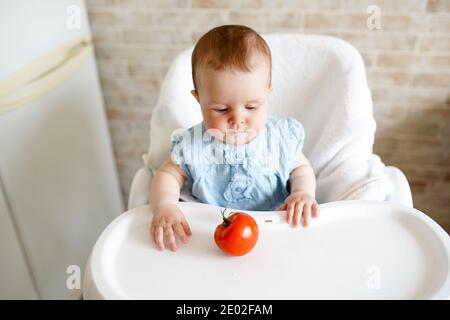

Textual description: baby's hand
[275,192,320,228]
[150,204,192,251]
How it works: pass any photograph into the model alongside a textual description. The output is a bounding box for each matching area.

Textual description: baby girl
[150,25,319,251]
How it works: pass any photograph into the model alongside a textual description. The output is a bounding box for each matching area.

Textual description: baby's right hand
[150,204,192,251]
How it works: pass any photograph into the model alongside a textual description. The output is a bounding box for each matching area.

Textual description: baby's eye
[215,108,228,112]
[245,105,258,110]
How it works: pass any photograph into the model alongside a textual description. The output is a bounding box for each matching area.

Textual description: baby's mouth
[226,128,247,135]
[223,129,247,142]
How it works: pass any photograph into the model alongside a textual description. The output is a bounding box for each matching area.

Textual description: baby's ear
[191,90,200,103]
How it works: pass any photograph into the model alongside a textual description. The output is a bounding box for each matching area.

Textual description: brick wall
[85,0,450,232]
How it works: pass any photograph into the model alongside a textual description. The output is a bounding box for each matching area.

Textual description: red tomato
[214,209,259,256]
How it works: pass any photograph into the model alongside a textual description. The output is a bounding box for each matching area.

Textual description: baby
[150,25,319,251]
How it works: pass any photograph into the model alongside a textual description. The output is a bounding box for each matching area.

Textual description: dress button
[235,187,242,192]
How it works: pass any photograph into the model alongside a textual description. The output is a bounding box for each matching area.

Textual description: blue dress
[170,116,305,211]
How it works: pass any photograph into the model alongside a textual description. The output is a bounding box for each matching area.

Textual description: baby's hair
[191,25,272,90]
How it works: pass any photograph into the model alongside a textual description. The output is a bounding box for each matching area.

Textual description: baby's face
[192,59,272,145]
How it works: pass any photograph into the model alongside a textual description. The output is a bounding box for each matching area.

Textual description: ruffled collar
[201,122,268,166]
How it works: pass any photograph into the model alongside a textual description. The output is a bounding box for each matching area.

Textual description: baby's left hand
[275,191,320,228]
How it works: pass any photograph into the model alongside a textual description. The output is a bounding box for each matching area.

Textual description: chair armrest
[384,166,413,208]
[128,166,153,210]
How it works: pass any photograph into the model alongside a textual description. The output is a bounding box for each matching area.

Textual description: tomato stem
[220,208,231,227]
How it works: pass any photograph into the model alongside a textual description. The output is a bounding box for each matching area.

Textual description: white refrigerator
[0,0,124,299]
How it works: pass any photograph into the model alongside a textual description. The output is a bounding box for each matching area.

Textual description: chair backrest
[146,34,380,203]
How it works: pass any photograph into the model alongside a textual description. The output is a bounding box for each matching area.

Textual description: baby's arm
[289,152,316,197]
[276,152,320,227]
[149,158,192,251]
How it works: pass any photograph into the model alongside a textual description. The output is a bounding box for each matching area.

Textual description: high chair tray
[83,200,450,299]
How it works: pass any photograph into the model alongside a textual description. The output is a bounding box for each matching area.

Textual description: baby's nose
[229,120,246,131]
[229,114,246,126]
[229,118,244,124]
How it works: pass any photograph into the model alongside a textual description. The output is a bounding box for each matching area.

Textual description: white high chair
[83,35,450,299]
[128,34,413,210]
